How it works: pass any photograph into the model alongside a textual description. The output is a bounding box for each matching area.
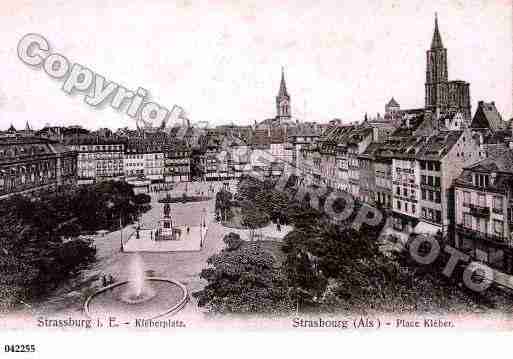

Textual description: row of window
[396,167,414,174]
[462,191,504,211]
[79,145,123,151]
[473,173,490,188]
[396,200,416,214]
[422,207,442,224]
[419,161,441,171]
[462,214,505,236]
[421,189,442,203]
[421,175,441,187]
[396,186,416,199]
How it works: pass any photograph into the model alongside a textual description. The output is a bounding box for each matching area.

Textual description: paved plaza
[27,180,291,319]
[123,226,207,252]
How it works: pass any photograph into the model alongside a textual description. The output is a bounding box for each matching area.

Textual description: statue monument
[155,202,182,241]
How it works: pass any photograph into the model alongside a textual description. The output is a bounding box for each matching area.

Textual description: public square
[23,180,291,320]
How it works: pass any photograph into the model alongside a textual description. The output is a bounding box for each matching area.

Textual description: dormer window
[474,173,490,187]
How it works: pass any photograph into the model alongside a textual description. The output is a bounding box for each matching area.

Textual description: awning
[414,221,441,235]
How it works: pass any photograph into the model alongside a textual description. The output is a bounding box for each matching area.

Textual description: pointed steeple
[278,66,289,98]
[431,13,444,49]
[25,121,31,131]
[7,123,16,133]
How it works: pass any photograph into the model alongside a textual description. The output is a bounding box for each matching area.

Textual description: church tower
[276,67,291,121]
[425,13,448,115]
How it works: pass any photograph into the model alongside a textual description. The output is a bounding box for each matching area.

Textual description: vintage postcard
[0,0,512,356]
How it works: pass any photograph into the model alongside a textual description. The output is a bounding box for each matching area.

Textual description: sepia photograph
[0,0,512,356]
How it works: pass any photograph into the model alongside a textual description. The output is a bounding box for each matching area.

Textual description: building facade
[453,149,513,273]
[67,136,125,184]
[0,136,77,199]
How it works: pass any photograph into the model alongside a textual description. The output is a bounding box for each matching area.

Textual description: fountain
[84,254,188,321]
[119,254,156,304]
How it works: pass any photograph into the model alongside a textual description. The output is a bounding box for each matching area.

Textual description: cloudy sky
[1,0,511,130]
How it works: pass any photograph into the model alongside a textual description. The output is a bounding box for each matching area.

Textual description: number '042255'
[4,344,36,353]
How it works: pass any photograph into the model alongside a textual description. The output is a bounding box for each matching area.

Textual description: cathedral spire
[276,66,291,119]
[278,66,289,98]
[431,12,444,49]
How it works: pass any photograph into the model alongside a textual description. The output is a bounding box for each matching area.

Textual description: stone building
[0,136,77,199]
[66,135,125,184]
[453,149,513,273]
[163,142,191,182]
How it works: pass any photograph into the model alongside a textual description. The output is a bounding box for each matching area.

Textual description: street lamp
[119,215,124,252]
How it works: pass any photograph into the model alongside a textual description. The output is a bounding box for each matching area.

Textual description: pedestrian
[102,275,107,287]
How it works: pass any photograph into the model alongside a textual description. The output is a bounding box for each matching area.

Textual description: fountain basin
[84,277,188,321]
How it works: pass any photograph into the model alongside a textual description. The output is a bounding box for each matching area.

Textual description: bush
[223,232,243,251]
[134,193,151,205]
[193,244,293,314]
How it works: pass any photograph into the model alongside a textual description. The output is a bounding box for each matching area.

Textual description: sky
[0,0,511,130]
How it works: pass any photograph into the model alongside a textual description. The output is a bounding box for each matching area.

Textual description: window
[427,162,433,171]
[396,187,400,196]
[493,196,503,213]
[435,210,442,224]
[429,191,434,202]
[422,189,427,200]
[474,173,490,187]
[420,161,426,170]
[434,177,441,187]
[403,188,408,197]
[478,194,486,207]
[412,205,416,214]
[435,191,441,203]
[479,218,487,233]
[422,208,427,218]
[434,162,440,171]
[397,201,401,210]
[494,220,504,236]
[427,176,433,186]
[463,213,472,228]
[405,203,409,212]
[463,191,470,205]
[421,175,426,184]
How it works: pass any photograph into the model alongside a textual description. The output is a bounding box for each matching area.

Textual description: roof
[277,67,289,99]
[387,97,399,107]
[288,124,322,137]
[465,148,513,174]
[390,109,426,137]
[368,130,464,161]
[455,149,513,193]
[415,130,463,160]
[0,136,75,164]
[431,13,444,49]
[471,101,508,131]
[358,142,382,159]
[64,134,127,145]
